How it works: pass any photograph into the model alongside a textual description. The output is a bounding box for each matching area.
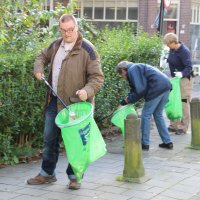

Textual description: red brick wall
[138,0,148,32]
[139,0,158,35]
[139,0,191,46]
[178,0,191,47]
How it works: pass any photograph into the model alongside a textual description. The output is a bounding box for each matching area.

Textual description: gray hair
[115,61,132,73]
[163,33,178,45]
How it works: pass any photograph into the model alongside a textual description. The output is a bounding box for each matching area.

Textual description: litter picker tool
[42,77,78,120]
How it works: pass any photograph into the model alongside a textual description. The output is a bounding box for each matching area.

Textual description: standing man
[27,14,104,190]
[116,61,173,151]
[163,33,193,135]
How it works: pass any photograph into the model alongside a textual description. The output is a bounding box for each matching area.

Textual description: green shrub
[0,1,162,164]
[0,0,77,164]
[0,133,18,165]
[94,25,162,122]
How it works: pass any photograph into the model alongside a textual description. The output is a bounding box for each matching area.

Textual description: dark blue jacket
[126,63,172,103]
[167,42,192,78]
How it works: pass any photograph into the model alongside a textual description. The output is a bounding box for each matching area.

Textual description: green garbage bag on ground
[55,102,107,182]
[111,104,137,135]
[165,77,182,121]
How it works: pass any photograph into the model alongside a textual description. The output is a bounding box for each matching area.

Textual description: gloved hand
[174,71,183,78]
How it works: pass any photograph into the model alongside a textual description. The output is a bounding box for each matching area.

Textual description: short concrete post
[190,98,200,149]
[123,113,145,182]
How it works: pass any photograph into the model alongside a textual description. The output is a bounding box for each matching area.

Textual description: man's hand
[119,96,128,106]
[117,105,122,109]
[35,72,44,80]
[76,89,88,101]
[174,71,183,78]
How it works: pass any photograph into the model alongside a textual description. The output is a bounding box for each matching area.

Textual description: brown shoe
[68,180,81,190]
[27,175,57,185]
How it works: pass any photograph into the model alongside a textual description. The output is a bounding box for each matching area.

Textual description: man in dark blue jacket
[115,61,173,151]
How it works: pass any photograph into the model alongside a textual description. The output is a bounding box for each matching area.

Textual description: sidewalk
[0,79,200,200]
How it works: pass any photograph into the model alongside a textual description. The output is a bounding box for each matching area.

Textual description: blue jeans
[40,96,76,180]
[141,90,172,145]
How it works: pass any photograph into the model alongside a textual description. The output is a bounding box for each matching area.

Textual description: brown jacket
[34,32,104,111]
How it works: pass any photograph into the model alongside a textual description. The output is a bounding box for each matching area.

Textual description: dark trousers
[41,96,75,179]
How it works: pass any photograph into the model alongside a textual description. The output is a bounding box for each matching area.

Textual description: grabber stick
[41,77,77,120]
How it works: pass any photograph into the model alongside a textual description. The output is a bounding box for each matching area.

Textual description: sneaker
[68,180,81,190]
[175,129,186,135]
[27,174,57,185]
[159,142,173,149]
[168,127,176,132]
[142,144,149,151]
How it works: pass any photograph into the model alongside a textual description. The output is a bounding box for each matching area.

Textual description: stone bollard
[123,113,145,182]
[190,98,200,149]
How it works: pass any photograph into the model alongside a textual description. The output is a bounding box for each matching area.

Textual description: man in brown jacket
[27,14,104,190]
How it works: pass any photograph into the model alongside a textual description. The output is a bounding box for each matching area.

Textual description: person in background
[27,14,104,190]
[163,33,193,135]
[115,61,173,151]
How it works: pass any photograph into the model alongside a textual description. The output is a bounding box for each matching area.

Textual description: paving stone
[0,191,21,200]
[69,196,104,200]
[162,189,194,199]
[9,195,47,200]
[122,189,157,199]
[69,188,103,197]
[150,195,177,200]
[0,184,23,192]
[95,185,127,194]
[98,192,130,200]
[0,81,200,200]
[40,191,75,199]
[15,188,49,196]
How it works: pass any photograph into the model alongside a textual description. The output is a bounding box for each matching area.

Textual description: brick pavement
[0,78,199,200]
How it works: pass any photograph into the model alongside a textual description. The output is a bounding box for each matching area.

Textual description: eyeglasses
[60,26,76,34]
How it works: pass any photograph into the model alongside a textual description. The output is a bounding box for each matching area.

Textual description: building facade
[48,0,200,64]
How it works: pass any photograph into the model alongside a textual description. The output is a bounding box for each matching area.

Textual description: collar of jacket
[126,63,133,80]
[54,32,83,54]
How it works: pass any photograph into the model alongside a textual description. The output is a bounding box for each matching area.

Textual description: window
[43,0,50,10]
[117,7,126,20]
[191,4,200,24]
[164,4,177,19]
[116,1,126,20]
[94,7,103,19]
[162,3,178,35]
[191,3,200,64]
[128,7,138,20]
[82,0,93,19]
[84,7,92,19]
[106,7,115,19]
[78,0,138,28]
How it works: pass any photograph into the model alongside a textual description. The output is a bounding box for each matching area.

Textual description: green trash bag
[165,77,182,121]
[55,102,107,182]
[111,104,137,135]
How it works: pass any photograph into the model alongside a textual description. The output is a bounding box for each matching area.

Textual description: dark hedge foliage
[93,25,162,122]
[0,1,162,164]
